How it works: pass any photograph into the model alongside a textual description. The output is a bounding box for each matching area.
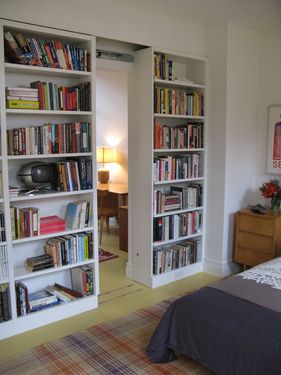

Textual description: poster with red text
[267,106,281,174]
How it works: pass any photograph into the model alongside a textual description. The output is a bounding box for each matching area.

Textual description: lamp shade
[96,147,115,164]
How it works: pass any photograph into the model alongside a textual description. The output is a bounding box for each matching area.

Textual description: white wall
[96,68,128,184]
[255,29,281,196]
[0,0,206,57]
[223,23,259,267]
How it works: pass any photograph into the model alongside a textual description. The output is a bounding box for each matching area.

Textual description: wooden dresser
[235,209,281,267]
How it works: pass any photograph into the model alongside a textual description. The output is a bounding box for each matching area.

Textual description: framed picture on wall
[267,105,281,174]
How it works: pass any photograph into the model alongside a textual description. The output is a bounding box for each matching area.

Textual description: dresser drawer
[237,232,274,254]
[235,247,273,267]
[238,214,274,237]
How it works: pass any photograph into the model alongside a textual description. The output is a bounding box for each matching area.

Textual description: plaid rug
[0,298,212,375]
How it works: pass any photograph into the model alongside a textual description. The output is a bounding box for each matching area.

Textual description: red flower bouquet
[260,179,281,211]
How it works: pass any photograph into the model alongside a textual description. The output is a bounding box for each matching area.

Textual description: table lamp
[97,146,115,183]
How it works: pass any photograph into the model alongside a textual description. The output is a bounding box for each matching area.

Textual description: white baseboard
[203,257,240,277]
[125,261,133,279]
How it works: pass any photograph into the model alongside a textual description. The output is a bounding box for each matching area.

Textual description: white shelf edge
[154,177,204,185]
[154,206,204,218]
[153,232,203,247]
[154,113,205,120]
[6,109,92,115]
[10,189,94,202]
[14,259,96,281]
[154,148,204,153]
[5,63,92,77]
[12,226,95,245]
[154,78,205,89]
[8,152,92,160]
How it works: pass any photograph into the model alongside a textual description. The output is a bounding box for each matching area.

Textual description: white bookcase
[127,47,207,288]
[0,20,99,339]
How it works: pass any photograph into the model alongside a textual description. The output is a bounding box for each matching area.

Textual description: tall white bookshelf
[127,47,207,288]
[0,20,99,339]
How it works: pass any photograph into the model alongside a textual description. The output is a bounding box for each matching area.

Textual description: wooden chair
[98,189,119,245]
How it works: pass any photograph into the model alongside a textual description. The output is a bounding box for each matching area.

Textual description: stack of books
[7,122,91,156]
[153,154,201,182]
[65,201,91,230]
[154,122,204,149]
[9,186,20,197]
[153,53,174,81]
[28,289,59,312]
[25,254,54,272]
[45,231,93,266]
[30,81,91,111]
[6,87,39,110]
[0,283,10,322]
[153,210,202,242]
[10,207,40,239]
[0,245,8,281]
[40,215,66,235]
[54,159,92,192]
[0,212,6,242]
[153,191,181,214]
[71,266,94,296]
[153,239,199,275]
[46,283,83,302]
[4,30,91,71]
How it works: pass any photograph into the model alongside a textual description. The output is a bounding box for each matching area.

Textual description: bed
[147,258,281,375]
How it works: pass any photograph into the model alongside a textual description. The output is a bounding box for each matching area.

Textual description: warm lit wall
[96,68,128,184]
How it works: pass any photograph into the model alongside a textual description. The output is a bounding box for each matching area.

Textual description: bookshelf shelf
[128,47,206,288]
[153,148,204,153]
[0,19,98,339]
[154,177,204,185]
[14,259,96,281]
[5,63,92,77]
[9,189,94,202]
[6,109,92,116]
[12,226,95,245]
[153,206,203,218]
[154,78,205,89]
[154,114,205,120]
[8,152,92,160]
[153,232,203,247]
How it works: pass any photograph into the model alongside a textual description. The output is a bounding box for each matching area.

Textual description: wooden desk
[97,183,128,248]
[97,183,128,205]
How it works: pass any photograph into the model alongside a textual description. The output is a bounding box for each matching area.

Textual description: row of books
[30,81,91,111]
[16,266,94,315]
[65,201,92,230]
[153,154,202,182]
[154,122,204,150]
[10,207,40,239]
[0,283,10,322]
[7,122,91,155]
[4,30,91,71]
[6,87,39,110]
[154,87,204,116]
[153,184,203,214]
[153,53,174,81]
[0,212,6,242]
[0,246,8,281]
[53,159,92,192]
[153,239,199,275]
[153,211,202,242]
[45,231,94,267]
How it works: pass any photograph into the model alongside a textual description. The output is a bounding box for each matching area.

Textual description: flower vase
[271,195,280,212]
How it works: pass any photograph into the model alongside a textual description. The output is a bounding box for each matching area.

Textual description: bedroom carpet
[0,297,213,375]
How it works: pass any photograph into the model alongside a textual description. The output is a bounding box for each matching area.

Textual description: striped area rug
[0,298,212,375]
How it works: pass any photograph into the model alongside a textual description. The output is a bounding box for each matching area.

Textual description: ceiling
[109,0,281,31]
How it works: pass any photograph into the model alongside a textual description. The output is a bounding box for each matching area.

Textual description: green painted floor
[0,224,219,361]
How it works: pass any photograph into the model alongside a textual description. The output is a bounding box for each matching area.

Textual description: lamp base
[98,170,110,184]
